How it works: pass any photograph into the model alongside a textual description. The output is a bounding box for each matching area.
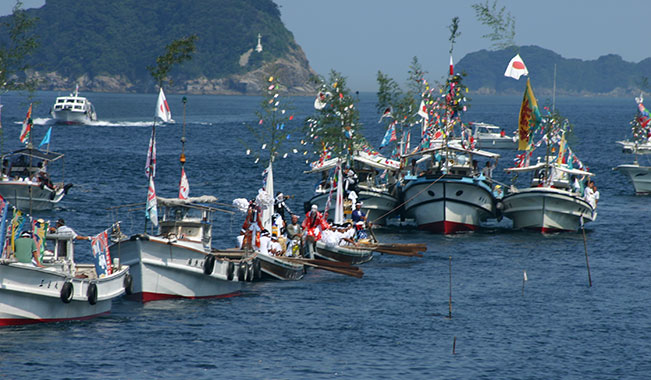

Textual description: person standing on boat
[241,200,263,250]
[302,205,328,258]
[14,231,45,267]
[352,202,368,240]
[51,218,91,241]
[481,161,494,179]
[274,192,292,222]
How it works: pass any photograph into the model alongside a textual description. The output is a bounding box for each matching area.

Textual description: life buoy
[203,254,216,275]
[87,283,98,305]
[254,258,262,280]
[60,282,73,303]
[123,273,133,295]
[227,261,234,281]
[237,262,246,282]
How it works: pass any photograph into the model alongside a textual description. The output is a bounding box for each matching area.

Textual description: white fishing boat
[502,160,595,232]
[615,140,651,154]
[613,163,651,194]
[502,79,596,232]
[51,85,97,124]
[306,151,401,225]
[402,145,500,234]
[0,146,71,211]
[0,230,129,326]
[470,122,517,149]
[111,196,252,302]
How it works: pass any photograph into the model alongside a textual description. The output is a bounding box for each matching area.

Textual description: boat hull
[52,109,96,125]
[614,164,651,194]
[309,187,398,225]
[502,187,595,232]
[0,263,127,326]
[258,254,304,280]
[111,236,243,302]
[476,136,517,149]
[403,176,495,234]
[0,181,65,211]
[314,241,373,264]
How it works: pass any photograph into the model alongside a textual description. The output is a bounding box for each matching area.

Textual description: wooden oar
[354,244,424,257]
[301,261,364,278]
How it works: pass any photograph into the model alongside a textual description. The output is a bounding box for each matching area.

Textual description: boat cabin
[158,200,215,249]
[1,147,63,184]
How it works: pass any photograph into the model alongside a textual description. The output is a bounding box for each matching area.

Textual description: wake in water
[28,117,158,127]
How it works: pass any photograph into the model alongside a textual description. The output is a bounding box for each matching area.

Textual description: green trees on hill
[0,0,297,88]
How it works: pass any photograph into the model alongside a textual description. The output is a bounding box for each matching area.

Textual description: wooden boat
[257,253,304,280]
[0,231,129,326]
[314,240,373,265]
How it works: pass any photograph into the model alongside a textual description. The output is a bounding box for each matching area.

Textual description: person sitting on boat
[258,229,272,256]
[50,218,91,241]
[285,214,303,256]
[241,200,263,250]
[14,231,45,268]
[269,235,283,256]
[500,129,506,137]
[339,223,357,246]
[302,204,329,258]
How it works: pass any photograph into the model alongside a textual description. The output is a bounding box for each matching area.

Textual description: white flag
[504,54,528,80]
[155,88,172,123]
[179,167,189,199]
[146,176,158,228]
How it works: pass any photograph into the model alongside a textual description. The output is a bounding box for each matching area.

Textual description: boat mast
[180,96,187,177]
[552,64,557,112]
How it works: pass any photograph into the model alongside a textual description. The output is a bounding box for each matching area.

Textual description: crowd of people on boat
[236,195,370,258]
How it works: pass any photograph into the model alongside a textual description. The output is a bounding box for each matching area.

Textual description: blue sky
[3,0,650,92]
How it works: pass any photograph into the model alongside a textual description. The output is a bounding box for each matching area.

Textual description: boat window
[76,99,83,103]
[57,99,64,103]
[74,106,82,110]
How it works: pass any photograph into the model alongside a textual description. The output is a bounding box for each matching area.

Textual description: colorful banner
[19,104,33,144]
[518,79,542,150]
[90,229,112,276]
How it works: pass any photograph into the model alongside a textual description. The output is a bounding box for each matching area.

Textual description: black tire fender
[254,258,262,280]
[237,262,246,282]
[123,273,133,295]
[87,283,98,305]
[203,254,216,275]
[60,281,73,303]
[227,261,234,281]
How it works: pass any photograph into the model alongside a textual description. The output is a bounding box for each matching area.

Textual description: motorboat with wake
[51,85,97,124]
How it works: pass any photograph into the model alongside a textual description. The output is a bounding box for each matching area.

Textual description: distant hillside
[1,0,317,94]
[456,46,651,96]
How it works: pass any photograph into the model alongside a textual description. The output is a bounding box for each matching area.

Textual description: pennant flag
[523,270,528,281]
[19,104,33,144]
[504,54,529,80]
[380,122,397,148]
[557,132,566,165]
[0,196,8,258]
[146,176,158,228]
[449,55,454,76]
[90,229,113,276]
[145,127,156,178]
[518,79,542,150]
[334,162,344,225]
[378,106,393,123]
[179,167,189,199]
[155,88,172,123]
[32,219,48,260]
[39,127,52,148]
[417,100,429,120]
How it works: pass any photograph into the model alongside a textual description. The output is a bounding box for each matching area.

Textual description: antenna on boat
[552,64,557,112]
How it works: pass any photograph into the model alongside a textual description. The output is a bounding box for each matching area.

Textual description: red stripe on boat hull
[129,290,242,303]
[418,220,478,234]
[0,311,110,327]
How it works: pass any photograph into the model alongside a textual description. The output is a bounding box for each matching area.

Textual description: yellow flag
[518,78,541,150]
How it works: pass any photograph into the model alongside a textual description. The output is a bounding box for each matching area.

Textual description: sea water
[0,90,648,379]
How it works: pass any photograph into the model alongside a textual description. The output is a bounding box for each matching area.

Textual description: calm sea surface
[0,90,648,379]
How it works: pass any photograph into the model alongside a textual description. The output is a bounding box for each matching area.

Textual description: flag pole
[180,96,187,183]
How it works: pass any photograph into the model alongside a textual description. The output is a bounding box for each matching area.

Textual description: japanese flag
[504,54,528,80]
[179,167,190,199]
[155,88,172,123]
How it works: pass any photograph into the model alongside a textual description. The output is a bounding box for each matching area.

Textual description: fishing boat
[470,122,517,149]
[109,94,252,302]
[0,146,71,211]
[402,145,500,233]
[613,94,651,194]
[502,79,596,232]
[257,253,304,280]
[112,196,252,302]
[51,85,97,124]
[0,224,129,326]
[615,140,651,154]
[306,150,401,225]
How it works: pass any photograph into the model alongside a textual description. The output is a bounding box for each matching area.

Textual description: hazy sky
[3,0,650,92]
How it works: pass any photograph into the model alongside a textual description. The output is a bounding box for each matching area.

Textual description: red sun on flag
[512,61,525,70]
